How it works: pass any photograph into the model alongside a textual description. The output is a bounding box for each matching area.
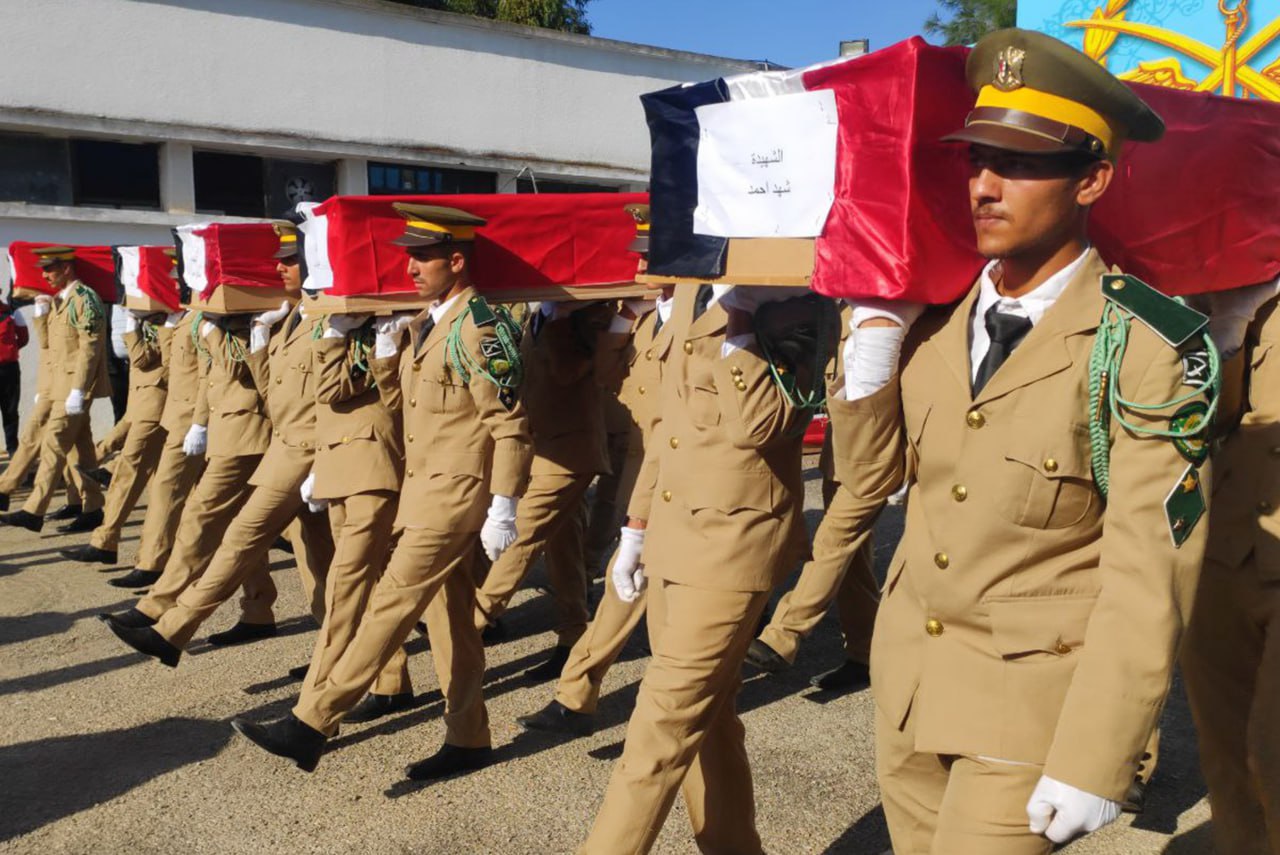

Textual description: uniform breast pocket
[423,373,465,414]
[687,384,721,428]
[996,428,1098,529]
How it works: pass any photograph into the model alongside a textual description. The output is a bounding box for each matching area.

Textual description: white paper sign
[174,224,211,295]
[693,88,839,239]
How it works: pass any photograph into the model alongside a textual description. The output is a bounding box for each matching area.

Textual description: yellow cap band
[405,220,477,241]
[278,234,297,244]
[635,223,650,233]
[976,84,1118,153]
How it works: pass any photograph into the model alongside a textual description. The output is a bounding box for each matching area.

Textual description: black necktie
[972,304,1033,396]
[414,315,436,354]
[285,310,301,338]
[693,284,714,319]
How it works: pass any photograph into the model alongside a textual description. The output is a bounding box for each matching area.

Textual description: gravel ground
[0,454,1213,854]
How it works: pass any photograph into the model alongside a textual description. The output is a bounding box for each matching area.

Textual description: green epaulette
[445,295,524,409]
[67,283,105,331]
[1101,274,1208,348]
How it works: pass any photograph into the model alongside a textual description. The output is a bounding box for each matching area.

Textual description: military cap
[943,28,1164,159]
[390,203,487,248]
[272,220,301,260]
[625,203,651,254]
[164,247,179,279]
[33,246,76,268]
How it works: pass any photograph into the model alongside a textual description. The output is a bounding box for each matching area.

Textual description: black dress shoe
[271,536,294,554]
[99,607,156,629]
[231,714,326,772]
[1122,776,1146,814]
[77,466,112,490]
[0,492,8,512]
[105,619,180,667]
[61,544,118,565]
[207,621,278,647]
[516,700,595,737]
[287,663,310,681]
[109,569,161,589]
[345,692,414,723]
[0,510,43,532]
[57,508,103,534]
[48,503,83,521]
[745,639,790,674]
[480,618,507,644]
[524,645,572,681]
[404,744,492,782]
[810,659,871,691]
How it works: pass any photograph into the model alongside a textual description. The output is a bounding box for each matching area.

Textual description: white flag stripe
[117,246,143,299]
[722,54,858,101]
[297,202,334,291]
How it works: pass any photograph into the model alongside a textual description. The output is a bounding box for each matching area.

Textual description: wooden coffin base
[124,294,179,313]
[185,285,294,315]
[303,283,651,314]
[637,238,814,287]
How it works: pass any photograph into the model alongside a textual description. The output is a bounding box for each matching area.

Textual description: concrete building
[0,0,764,434]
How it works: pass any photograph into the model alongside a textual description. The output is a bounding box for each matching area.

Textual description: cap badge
[993,46,1026,92]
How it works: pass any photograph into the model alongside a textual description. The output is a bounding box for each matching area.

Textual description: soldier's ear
[1075,158,1113,208]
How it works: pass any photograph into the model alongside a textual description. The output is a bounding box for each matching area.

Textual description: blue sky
[589,0,944,68]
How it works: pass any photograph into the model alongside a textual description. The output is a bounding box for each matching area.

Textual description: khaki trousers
[877,704,1051,855]
[473,471,593,646]
[1183,552,1280,855]
[23,410,103,515]
[557,545,648,714]
[294,526,489,748]
[584,430,630,568]
[94,417,131,461]
[154,485,333,649]
[0,394,51,493]
[283,514,332,626]
[132,433,205,572]
[89,420,165,551]
[136,455,273,624]
[580,578,770,855]
[758,484,878,665]
[301,491,410,698]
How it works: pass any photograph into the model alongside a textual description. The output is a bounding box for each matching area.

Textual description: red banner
[6,242,117,303]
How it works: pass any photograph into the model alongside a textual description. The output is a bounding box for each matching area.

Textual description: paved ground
[0,454,1215,854]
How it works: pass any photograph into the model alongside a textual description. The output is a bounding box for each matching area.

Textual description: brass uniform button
[926,619,944,637]
[410,398,417,407]
[1043,458,1059,473]
[934,552,949,569]
[412,362,421,371]
[683,341,694,354]
[951,485,967,502]
[300,441,309,449]
[661,490,672,502]
[730,366,743,376]
[966,410,985,429]
[735,383,747,392]
[669,437,679,449]
[645,350,653,361]
[406,469,414,478]
[1258,501,1273,514]
[275,377,283,384]
[1055,642,1072,655]
[407,434,414,442]
[341,436,350,444]
[638,385,646,395]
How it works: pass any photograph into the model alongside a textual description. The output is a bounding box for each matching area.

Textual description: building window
[516,177,620,194]
[195,151,335,218]
[71,140,161,209]
[368,163,496,195]
[0,133,72,206]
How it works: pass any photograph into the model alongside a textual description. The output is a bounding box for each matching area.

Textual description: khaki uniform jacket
[245,306,322,493]
[629,286,810,593]
[199,323,271,459]
[160,313,203,435]
[522,304,614,477]
[311,334,404,500]
[1205,296,1280,580]
[32,311,54,400]
[370,287,533,532]
[834,250,1211,800]
[49,281,111,405]
[124,322,168,423]
[606,308,671,501]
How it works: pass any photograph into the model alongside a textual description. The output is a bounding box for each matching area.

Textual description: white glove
[718,285,808,314]
[182,424,207,456]
[32,393,39,404]
[1209,279,1280,359]
[374,314,414,359]
[622,298,655,319]
[164,311,186,328]
[200,320,216,339]
[323,313,372,339]
[251,300,292,353]
[33,296,51,317]
[612,526,647,603]
[479,495,519,561]
[299,472,328,513]
[843,299,925,401]
[64,388,85,415]
[124,312,140,334]
[1026,775,1122,844]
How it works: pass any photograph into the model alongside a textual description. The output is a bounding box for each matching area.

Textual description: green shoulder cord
[66,284,104,332]
[752,297,837,428]
[1087,291,1221,498]
[140,318,160,347]
[191,311,211,360]
[346,319,377,388]
[221,323,249,365]
[445,298,524,391]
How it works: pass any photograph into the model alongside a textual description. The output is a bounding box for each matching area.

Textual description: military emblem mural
[1020,0,1280,99]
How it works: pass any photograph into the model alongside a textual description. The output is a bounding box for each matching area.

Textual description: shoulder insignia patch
[479,336,503,359]
[1169,401,1210,465]
[1164,464,1206,548]
[1181,347,1211,387]
[498,387,517,411]
[468,296,497,328]
[1101,275,1208,348]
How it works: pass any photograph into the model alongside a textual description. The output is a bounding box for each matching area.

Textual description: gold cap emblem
[993,45,1026,92]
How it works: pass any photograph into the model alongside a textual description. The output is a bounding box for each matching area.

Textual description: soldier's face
[276,258,302,296]
[406,246,462,299]
[41,261,73,290]
[967,145,1112,260]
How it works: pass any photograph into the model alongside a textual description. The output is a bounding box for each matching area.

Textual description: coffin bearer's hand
[323,313,372,339]
[164,310,186,328]
[64,388,85,416]
[480,495,519,561]
[250,300,292,353]
[124,311,140,334]
[33,295,51,318]
[1026,775,1121,844]
[299,472,328,513]
[182,424,207,456]
[612,526,647,603]
[1208,278,1280,359]
[374,313,414,358]
[843,299,924,400]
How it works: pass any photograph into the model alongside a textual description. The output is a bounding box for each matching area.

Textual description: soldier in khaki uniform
[471,296,614,676]
[747,304,881,691]
[1,247,109,532]
[295,311,413,721]
[579,282,820,854]
[230,204,532,782]
[62,310,169,563]
[520,205,672,735]
[1182,283,1280,855]
[830,30,1214,854]
[108,307,207,589]
[105,222,334,664]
